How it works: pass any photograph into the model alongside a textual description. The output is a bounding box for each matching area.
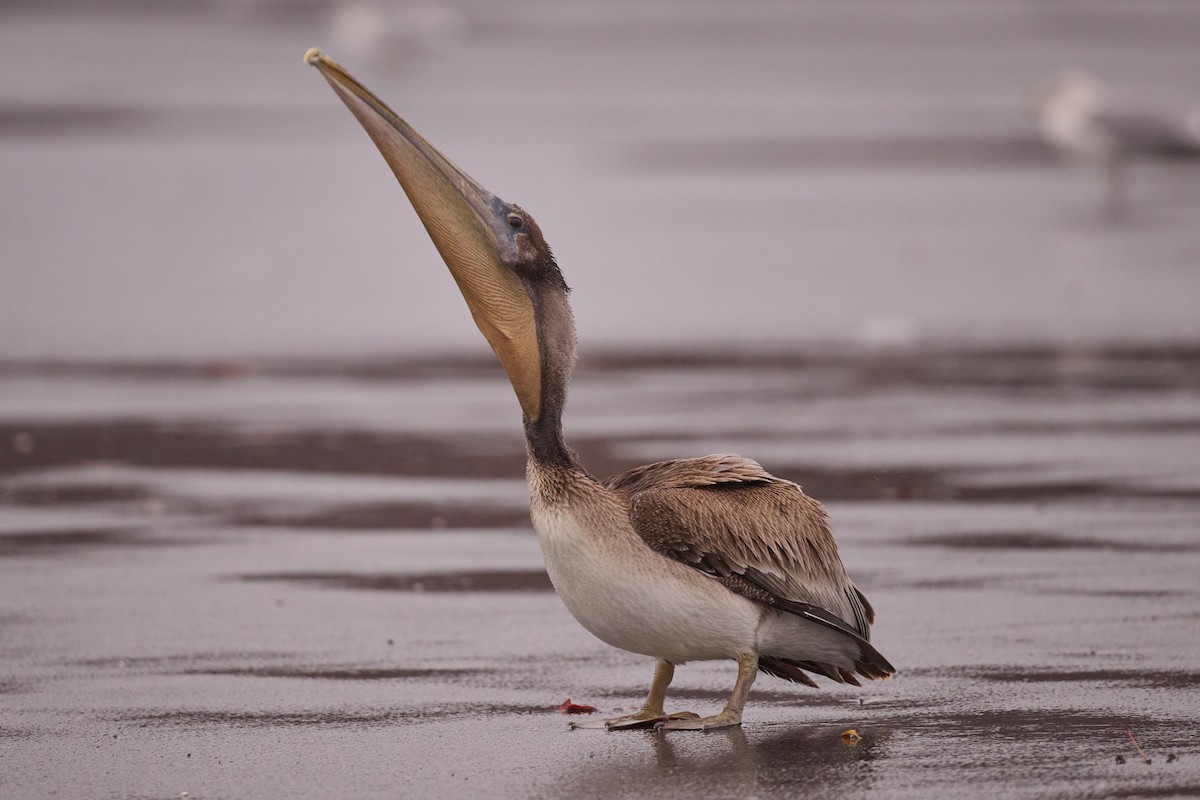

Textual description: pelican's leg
[655,652,758,731]
[1105,158,1128,222]
[569,659,699,730]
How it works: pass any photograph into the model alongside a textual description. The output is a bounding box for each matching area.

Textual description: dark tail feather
[790,659,843,683]
[854,637,896,681]
[758,656,819,688]
[836,667,862,687]
[771,597,897,681]
[760,657,869,688]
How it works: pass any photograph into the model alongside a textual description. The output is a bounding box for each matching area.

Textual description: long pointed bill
[306,48,541,421]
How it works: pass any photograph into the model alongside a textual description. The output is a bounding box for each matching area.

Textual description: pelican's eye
[507,214,524,231]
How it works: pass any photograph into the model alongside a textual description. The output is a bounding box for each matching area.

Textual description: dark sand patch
[0,528,175,558]
[1050,588,1191,599]
[902,531,1200,553]
[8,346,1200,391]
[17,343,1200,386]
[885,573,1191,597]
[121,703,537,729]
[956,666,1200,689]
[777,469,1200,504]
[232,501,531,531]
[949,481,1200,503]
[0,726,34,739]
[0,103,340,142]
[237,569,554,593]
[1104,786,1200,799]
[187,666,481,681]
[0,422,524,480]
[6,396,1199,508]
[6,418,1196,505]
[923,708,1197,742]
[878,576,999,591]
[0,104,149,136]
[0,418,1163,508]
[0,483,152,506]
[767,465,951,503]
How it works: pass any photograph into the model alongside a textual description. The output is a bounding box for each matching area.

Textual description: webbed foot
[653,653,758,731]
[653,708,742,731]
[569,710,700,730]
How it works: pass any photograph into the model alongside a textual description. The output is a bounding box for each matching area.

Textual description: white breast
[530,503,761,664]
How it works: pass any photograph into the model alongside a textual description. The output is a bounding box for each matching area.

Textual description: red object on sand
[555,699,598,714]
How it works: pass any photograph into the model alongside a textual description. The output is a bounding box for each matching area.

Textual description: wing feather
[610,455,865,630]
[607,454,893,681]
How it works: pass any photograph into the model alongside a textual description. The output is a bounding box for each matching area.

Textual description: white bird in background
[330,1,467,68]
[1034,69,1200,219]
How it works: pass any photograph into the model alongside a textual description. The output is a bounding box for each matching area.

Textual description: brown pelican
[305,49,894,731]
[1034,69,1200,219]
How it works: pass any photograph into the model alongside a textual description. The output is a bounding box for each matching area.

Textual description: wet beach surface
[4,0,1200,797]
[2,349,1199,799]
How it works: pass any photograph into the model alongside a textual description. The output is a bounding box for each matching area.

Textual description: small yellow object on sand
[840,729,862,745]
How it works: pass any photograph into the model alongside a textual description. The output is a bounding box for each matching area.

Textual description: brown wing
[606,454,875,640]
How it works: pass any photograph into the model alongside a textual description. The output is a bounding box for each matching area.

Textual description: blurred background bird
[329,1,467,69]
[1034,69,1200,220]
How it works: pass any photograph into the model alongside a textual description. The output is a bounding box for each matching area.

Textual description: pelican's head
[305,49,567,423]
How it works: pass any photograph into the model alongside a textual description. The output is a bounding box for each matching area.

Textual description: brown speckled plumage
[607,455,861,629]
[603,454,888,681]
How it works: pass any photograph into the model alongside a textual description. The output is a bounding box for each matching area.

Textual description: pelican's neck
[522,280,579,469]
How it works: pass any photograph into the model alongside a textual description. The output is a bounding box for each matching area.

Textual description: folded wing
[606,454,894,684]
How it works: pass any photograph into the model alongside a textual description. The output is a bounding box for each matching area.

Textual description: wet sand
[3,1,1200,796]
[2,349,1198,799]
